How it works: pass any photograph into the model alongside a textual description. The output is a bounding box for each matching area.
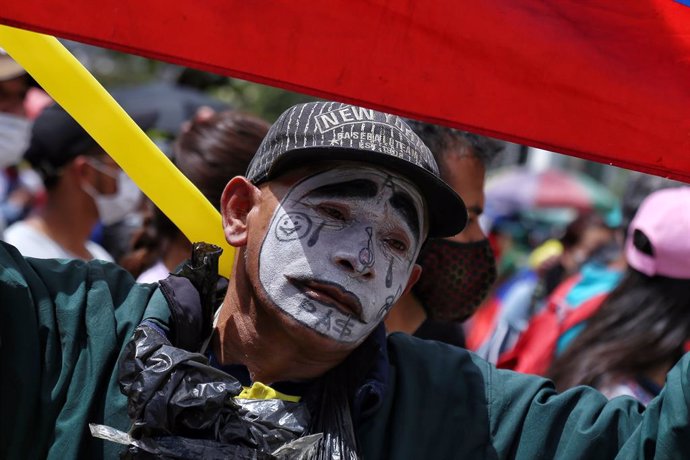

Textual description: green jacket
[1,241,689,459]
[0,242,165,459]
[362,334,688,459]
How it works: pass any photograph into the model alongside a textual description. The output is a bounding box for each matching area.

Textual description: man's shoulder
[388,331,478,361]
[4,219,32,238]
[85,240,114,262]
[386,332,492,387]
[4,220,63,259]
[357,333,495,458]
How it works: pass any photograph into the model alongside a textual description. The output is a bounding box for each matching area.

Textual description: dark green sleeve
[484,352,690,459]
[361,334,690,459]
[0,242,162,460]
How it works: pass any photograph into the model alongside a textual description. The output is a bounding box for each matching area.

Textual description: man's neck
[384,292,427,335]
[30,192,98,259]
[213,273,353,384]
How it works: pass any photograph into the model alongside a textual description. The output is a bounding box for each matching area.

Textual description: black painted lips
[287,276,364,322]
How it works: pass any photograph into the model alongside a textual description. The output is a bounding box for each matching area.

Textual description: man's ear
[402,264,422,296]
[72,156,94,182]
[220,176,261,247]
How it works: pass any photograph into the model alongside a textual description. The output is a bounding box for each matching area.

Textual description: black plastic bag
[118,324,310,458]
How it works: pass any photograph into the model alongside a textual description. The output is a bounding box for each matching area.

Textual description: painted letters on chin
[258,166,426,344]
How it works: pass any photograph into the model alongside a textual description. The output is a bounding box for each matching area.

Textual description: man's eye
[385,238,408,253]
[317,205,347,221]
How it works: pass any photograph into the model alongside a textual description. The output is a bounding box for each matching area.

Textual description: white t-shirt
[4,220,114,262]
[136,260,170,283]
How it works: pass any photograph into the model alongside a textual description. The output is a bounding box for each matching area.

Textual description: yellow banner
[0,25,235,276]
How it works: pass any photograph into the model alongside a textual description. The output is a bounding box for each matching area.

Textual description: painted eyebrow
[389,191,420,240]
[304,179,379,200]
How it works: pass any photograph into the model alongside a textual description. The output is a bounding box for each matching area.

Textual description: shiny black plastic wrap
[118,323,310,458]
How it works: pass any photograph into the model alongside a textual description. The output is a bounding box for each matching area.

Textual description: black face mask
[412,238,497,322]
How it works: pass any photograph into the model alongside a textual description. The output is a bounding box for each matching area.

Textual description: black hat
[24,103,157,180]
[245,101,467,238]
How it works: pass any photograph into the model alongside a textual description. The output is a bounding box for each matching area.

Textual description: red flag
[2,1,689,180]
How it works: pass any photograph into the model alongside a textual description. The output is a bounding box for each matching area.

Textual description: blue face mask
[412,238,497,322]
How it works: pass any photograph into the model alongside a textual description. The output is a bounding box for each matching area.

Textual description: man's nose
[332,248,375,280]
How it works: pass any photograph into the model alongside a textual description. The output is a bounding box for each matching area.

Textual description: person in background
[491,173,682,375]
[0,49,29,118]
[539,211,617,299]
[0,50,49,233]
[549,187,690,405]
[385,121,503,346]
[471,211,617,362]
[549,172,683,357]
[120,109,269,281]
[3,104,154,261]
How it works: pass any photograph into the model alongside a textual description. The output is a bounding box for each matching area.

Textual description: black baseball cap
[245,101,467,238]
[24,103,157,180]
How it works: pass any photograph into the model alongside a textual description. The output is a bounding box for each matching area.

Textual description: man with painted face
[199,103,458,402]
[4,102,690,459]
[3,103,151,261]
[251,167,425,346]
[386,121,503,346]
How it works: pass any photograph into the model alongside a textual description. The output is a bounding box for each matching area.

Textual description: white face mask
[258,166,426,344]
[82,161,141,225]
[0,112,31,169]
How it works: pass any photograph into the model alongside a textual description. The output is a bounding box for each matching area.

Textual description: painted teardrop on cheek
[307,221,327,247]
[358,227,375,269]
[385,258,394,288]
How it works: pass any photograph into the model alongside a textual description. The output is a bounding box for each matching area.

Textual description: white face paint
[258,166,426,344]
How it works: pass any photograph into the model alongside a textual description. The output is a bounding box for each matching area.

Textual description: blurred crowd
[3,48,690,409]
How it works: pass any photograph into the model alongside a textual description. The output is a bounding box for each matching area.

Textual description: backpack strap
[158,242,226,352]
[496,274,583,375]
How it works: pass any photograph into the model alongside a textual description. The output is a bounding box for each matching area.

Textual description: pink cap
[626,187,690,279]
